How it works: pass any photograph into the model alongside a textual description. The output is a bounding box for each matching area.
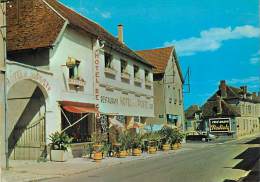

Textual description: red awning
[60,101,98,114]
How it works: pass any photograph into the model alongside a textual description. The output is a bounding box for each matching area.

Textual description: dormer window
[105,52,113,68]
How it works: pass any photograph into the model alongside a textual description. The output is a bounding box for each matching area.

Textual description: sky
[60,0,260,109]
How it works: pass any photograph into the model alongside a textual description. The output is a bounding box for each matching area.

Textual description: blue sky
[60,0,260,109]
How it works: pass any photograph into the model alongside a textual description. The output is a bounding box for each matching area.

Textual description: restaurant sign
[209,118,231,132]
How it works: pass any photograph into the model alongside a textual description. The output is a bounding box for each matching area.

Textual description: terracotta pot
[162,144,170,151]
[93,152,102,161]
[173,143,178,150]
[148,147,156,154]
[177,142,182,149]
[119,150,127,158]
[132,148,141,156]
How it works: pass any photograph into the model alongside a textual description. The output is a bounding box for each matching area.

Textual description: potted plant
[118,131,130,158]
[146,132,160,154]
[159,126,172,151]
[131,133,143,156]
[176,129,185,149]
[49,132,73,162]
[91,132,106,161]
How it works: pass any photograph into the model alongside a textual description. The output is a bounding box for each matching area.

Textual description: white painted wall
[99,48,154,117]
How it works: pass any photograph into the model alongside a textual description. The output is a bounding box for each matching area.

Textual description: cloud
[94,8,111,19]
[164,25,260,56]
[250,50,260,64]
[227,76,260,84]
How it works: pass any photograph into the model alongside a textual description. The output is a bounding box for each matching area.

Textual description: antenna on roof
[183,66,191,93]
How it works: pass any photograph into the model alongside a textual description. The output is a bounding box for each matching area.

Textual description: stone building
[136,47,184,129]
[202,80,260,138]
[184,105,202,132]
[6,0,153,160]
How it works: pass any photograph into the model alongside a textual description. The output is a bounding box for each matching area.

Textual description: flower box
[105,67,117,75]
[68,78,86,87]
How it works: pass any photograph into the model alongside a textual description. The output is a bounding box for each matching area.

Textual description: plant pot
[177,142,182,149]
[173,143,178,150]
[132,148,141,156]
[93,152,103,161]
[51,150,68,162]
[119,150,127,158]
[148,146,156,154]
[162,144,170,151]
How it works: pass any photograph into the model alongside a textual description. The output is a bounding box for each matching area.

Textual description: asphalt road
[47,136,260,182]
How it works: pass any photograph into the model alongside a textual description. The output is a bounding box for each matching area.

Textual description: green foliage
[159,126,173,144]
[131,132,143,149]
[91,132,107,144]
[118,131,132,150]
[49,132,73,151]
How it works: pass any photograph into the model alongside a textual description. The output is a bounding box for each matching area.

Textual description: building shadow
[223,137,260,182]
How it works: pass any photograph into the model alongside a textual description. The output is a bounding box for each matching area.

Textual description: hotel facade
[5,0,154,160]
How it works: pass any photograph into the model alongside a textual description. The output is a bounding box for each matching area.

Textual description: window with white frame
[69,60,80,79]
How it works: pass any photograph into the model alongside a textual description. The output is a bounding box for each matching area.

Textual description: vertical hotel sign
[94,42,101,130]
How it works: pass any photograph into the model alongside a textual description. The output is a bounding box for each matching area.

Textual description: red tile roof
[7,0,65,51]
[136,47,173,73]
[136,46,184,82]
[7,0,152,67]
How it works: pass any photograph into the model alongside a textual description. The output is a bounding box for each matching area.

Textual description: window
[178,89,182,105]
[69,60,80,79]
[105,52,113,68]
[121,59,127,73]
[134,65,139,78]
[145,70,150,81]
[248,105,251,114]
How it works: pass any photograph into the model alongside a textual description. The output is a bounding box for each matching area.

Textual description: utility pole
[0,0,8,169]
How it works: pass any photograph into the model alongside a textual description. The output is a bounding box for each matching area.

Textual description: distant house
[185,105,202,132]
[136,47,184,129]
[202,80,260,138]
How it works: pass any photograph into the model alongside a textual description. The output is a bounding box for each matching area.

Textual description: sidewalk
[2,146,191,182]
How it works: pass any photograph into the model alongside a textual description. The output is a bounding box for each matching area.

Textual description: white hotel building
[5,0,154,160]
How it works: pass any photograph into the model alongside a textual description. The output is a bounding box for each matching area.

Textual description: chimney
[240,86,248,94]
[219,80,227,98]
[216,95,222,115]
[118,24,124,43]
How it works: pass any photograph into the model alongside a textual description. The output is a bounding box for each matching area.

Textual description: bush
[49,132,73,151]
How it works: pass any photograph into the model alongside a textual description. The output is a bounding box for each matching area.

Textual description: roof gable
[136,47,173,73]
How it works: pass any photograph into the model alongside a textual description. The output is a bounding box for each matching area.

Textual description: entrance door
[8,81,47,160]
[11,110,46,160]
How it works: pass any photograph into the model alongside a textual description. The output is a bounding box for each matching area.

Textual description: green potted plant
[118,131,130,158]
[91,132,106,161]
[176,129,185,149]
[131,133,143,156]
[159,126,172,151]
[49,132,73,162]
[146,132,160,154]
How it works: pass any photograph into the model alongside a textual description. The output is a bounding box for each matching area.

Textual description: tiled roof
[208,85,260,103]
[202,99,241,119]
[7,0,152,67]
[136,47,173,73]
[7,0,65,51]
[136,47,184,82]
[185,105,201,119]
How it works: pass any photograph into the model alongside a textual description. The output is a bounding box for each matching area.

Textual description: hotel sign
[209,118,231,132]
